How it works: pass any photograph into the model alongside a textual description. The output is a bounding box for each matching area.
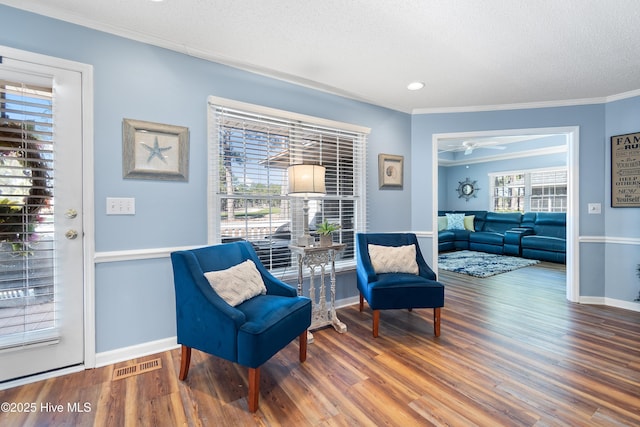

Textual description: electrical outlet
[106,197,135,215]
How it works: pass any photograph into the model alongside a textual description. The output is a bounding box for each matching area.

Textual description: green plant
[1,122,51,255]
[316,219,340,235]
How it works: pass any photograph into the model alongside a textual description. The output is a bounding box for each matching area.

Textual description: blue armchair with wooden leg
[356,233,444,338]
[170,241,312,412]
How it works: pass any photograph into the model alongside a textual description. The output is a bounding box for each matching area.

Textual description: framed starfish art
[122,118,189,181]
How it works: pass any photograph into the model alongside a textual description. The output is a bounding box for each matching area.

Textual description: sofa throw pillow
[438,216,448,231]
[368,244,419,275]
[464,215,475,231]
[204,259,266,306]
[446,213,465,230]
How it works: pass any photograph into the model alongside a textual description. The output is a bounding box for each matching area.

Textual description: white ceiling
[3,0,640,113]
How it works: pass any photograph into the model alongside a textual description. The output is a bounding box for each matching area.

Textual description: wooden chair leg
[248,367,260,412]
[434,307,441,337]
[359,293,364,312]
[372,310,380,338]
[179,345,191,380]
[299,330,308,363]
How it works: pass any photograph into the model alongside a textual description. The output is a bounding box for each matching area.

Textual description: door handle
[65,230,79,240]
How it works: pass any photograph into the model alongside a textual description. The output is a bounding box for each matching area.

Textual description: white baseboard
[95,337,179,368]
[579,296,640,312]
[94,297,359,368]
[3,294,636,391]
[335,295,359,309]
[93,295,639,369]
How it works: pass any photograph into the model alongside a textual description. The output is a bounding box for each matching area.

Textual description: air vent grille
[112,358,162,380]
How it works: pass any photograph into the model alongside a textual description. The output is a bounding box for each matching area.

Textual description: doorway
[0,47,94,384]
[431,127,579,302]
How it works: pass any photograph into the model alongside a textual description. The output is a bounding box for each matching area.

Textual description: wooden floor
[1,262,639,426]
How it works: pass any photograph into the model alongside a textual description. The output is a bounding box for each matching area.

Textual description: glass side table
[289,243,347,343]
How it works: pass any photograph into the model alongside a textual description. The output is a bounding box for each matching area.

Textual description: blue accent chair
[356,233,445,338]
[170,242,312,412]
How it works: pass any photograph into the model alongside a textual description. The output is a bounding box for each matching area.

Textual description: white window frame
[207,96,369,274]
[489,167,567,213]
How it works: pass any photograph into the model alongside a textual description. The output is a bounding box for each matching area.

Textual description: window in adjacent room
[490,168,567,213]
[207,97,369,273]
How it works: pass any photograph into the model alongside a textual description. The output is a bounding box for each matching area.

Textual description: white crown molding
[605,88,640,103]
[439,145,567,167]
[413,97,607,115]
[413,89,640,114]
[3,1,639,115]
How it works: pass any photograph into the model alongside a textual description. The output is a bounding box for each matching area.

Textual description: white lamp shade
[288,164,326,197]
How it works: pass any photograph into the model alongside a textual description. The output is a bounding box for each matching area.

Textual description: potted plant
[316,219,340,246]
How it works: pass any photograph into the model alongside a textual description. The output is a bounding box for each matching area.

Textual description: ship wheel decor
[457,177,479,201]
[0,121,52,253]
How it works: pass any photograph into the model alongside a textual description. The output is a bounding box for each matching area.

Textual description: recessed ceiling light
[407,81,425,91]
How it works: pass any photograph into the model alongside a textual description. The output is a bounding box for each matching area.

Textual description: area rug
[438,250,540,278]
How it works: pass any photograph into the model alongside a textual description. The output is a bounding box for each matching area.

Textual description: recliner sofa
[520,212,566,263]
[438,210,566,263]
[469,212,523,254]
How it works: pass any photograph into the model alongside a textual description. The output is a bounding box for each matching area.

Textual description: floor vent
[112,358,162,380]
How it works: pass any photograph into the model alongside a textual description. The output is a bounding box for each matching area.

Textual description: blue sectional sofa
[438,210,566,263]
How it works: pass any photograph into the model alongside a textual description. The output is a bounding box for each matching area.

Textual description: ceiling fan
[462,140,507,155]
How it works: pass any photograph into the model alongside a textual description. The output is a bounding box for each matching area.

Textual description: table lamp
[288,164,326,246]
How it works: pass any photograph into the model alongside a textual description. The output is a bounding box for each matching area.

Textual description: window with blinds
[0,79,55,340]
[490,168,567,213]
[208,98,369,272]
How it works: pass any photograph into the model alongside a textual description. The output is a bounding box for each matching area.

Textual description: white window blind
[0,79,55,342]
[208,97,368,273]
[490,168,567,213]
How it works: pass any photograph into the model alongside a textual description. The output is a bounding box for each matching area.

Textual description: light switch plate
[587,203,601,214]
[106,197,135,215]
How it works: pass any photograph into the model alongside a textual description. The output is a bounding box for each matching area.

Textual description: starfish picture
[140,136,172,163]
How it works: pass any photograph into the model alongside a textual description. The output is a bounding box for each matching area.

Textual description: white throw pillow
[204,260,266,306]
[368,244,419,275]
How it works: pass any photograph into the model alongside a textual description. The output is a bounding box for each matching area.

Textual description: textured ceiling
[2,0,640,113]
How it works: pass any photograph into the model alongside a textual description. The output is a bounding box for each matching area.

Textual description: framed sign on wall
[611,132,640,208]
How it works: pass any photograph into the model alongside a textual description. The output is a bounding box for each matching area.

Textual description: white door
[0,53,85,382]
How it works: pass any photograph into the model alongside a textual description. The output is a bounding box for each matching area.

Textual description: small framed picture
[123,118,189,181]
[378,153,404,189]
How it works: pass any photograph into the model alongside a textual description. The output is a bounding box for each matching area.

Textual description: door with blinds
[0,53,85,382]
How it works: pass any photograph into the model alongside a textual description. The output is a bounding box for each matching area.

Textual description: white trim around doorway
[432,126,580,303]
[0,45,96,378]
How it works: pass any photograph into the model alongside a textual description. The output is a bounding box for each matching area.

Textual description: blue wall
[2,5,638,356]
[0,6,411,352]
[604,96,640,301]
[440,151,567,211]
[412,106,604,297]
[412,102,640,302]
